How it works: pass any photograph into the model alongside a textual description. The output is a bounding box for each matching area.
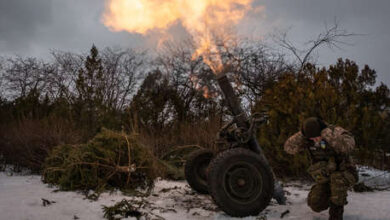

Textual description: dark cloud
[0,0,388,85]
[264,0,390,24]
[0,0,52,51]
[261,0,390,85]
[0,0,145,56]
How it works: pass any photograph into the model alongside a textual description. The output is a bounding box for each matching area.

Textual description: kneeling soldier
[284,117,358,220]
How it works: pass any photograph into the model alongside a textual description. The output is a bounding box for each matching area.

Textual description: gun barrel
[216,73,248,127]
[216,72,266,157]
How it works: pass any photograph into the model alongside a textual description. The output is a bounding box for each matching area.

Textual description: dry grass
[137,116,222,158]
[0,117,82,172]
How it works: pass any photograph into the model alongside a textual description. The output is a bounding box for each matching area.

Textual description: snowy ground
[0,166,389,220]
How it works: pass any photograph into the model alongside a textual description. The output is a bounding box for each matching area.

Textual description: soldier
[284,117,358,220]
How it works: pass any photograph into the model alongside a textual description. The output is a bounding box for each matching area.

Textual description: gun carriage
[185,68,275,217]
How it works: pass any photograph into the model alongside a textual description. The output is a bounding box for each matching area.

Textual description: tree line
[0,40,389,176]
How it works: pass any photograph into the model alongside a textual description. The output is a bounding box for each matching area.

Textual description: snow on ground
[357,166,390,189]
[0,167,390,220]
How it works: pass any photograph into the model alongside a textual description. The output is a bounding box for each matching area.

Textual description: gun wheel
[207,148,274,217]
[184,148,214,194]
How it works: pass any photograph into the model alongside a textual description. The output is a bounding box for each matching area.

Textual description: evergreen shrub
[43,128,162,194]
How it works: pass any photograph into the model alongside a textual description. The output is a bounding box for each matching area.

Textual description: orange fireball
[103,0,263,73]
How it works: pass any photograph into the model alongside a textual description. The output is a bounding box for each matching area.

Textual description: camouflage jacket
[284,125,355,164]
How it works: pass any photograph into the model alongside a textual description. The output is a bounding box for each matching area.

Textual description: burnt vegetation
[0,30,389,183]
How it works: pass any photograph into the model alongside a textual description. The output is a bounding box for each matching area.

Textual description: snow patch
[357,166,390,189]
[1,168,390,220]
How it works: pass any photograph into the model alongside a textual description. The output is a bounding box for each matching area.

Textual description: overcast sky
[0,0,389,85]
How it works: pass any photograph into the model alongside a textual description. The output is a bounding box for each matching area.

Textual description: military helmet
[301,117,327,138]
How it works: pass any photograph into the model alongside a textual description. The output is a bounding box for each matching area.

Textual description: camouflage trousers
[307,171,357,212]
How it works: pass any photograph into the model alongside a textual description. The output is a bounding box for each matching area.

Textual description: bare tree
[50,47,145,110]
[100,47,145,110]
[3,57,50,99]
[273,21,355,72]
[155,40,220,120]
[223,41,288,105]
[155,37,289,111]
[50,50,84,101]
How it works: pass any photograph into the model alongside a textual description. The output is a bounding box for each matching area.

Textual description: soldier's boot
[329,203,344,220]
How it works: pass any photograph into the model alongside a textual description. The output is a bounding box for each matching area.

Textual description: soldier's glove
[307,157,337,184]
[307,161,330,184]
[339,160,359,185]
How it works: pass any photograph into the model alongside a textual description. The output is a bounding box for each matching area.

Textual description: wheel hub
[237,178,246,186]
[224,162,263,204]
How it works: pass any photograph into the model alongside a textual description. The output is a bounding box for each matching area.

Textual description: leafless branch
[274,20,356,72]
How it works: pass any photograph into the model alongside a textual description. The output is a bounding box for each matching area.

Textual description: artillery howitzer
[185,68,278,217]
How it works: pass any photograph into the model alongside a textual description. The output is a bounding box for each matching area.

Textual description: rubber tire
[207,148,274,217]
[185,148,214,194]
